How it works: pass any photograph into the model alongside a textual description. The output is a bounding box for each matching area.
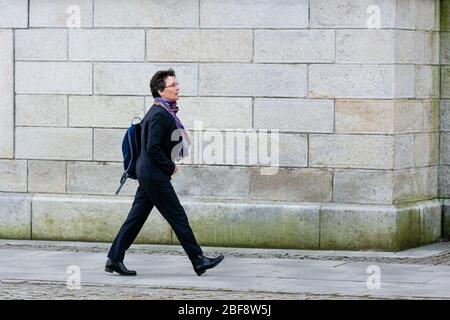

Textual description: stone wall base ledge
[0,192,444,251]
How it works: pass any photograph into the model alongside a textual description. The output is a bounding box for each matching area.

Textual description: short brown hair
[149,69,176,98]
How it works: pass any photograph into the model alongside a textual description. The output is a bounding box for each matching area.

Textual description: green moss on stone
[393,196,437,206]
[442,0,450,31]
[392,205,421,251]
[431,100,441,131]
[0,227,31,240]
[432,66,441,97]
[391,209,419,251]
[178,206,319,250]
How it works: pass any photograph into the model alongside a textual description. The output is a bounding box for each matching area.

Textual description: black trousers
[107,178,203,262]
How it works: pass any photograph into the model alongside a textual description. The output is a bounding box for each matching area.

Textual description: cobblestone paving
[1,243,450,266]
[0,280,386,300]
[2,242,449,300]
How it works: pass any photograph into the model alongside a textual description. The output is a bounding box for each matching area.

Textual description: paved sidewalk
[1,240,450,300]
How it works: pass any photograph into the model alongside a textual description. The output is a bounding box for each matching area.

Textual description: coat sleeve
[146,112,176,176]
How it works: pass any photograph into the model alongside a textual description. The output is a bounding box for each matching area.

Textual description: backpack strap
[115,172,128,195]
[131,117,141,125]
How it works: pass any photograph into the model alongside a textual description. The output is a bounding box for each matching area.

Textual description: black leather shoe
[105,258,137,276]
[191,254,224,276]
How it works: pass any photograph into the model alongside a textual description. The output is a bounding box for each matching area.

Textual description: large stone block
[394,65,416,98]
[442,67,450,98]
[94,63,197,96]
[320,203,420,251]
[394,167,438,203]
[395,0,416,29]
[147,29,252,62]
[254,30,334,63]
[93,129,123,162]
[333,170,394,204]
[311,0,396,28]
[180,130,222,166]
[249,168,332,202]
[0,30,14,158]
[395,30,440,65]
[254,98,334,133]
[69,96,144,128]
[274,134,308,168]
[336,29,394,63]
[0,0,28,28]
[0,193,31,239]
[180,199,320,249]
[414,65,440,99]
[441,100,450,131]
[15,127,92,160]
[413,133,439,166]
[417,200,442,244]
[67,162,137,196]
[443,0,450,31]
[28,160,66,194]
[423,99,440,132]
[414,0,439,30]
[441,133,450,165]
[200,0,309,28]
[423,31,440,65]
[394,100,431,134]
[396,133,418,168]
[199,64,307,97]
[395,133,440,169]
[394,99,439,134]
[441,32,450,65]
[30,0,93,27]
[15,29,67,61]
[0,160,27,192]
[394,30,426,64]
[69,29,145,61]
[15,95,67,127]
[309,65,414,99]
[94,0,198,27]
[171,165,249,199]
[309,134,394,169]
[439,166,450,198]
[31,194,171,244]
[15,62,92,94]
[394,202,423,248]
[394,134,415,169]
[180,130,304,167]
[167,97,252,130]
[335,100,394,134]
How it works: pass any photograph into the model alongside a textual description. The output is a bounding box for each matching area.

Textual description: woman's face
[159,76,180,101]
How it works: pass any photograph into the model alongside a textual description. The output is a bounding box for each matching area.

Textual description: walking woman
[106,69,224,276]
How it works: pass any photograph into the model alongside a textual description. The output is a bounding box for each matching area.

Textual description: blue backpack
[115,117,142,195]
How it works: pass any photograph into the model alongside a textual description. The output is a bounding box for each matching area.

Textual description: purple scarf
[154,97,185,130]
[154,97,190,160]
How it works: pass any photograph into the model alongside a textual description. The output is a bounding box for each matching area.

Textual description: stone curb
[1,239,449,260]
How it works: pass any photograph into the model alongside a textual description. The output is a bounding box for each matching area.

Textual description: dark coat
[136,104,182,180]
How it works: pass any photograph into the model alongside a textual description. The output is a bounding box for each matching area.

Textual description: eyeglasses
[165,82,181,88]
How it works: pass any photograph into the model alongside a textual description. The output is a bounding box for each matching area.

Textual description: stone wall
[441,0,450,237]
[0,0,447,250]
